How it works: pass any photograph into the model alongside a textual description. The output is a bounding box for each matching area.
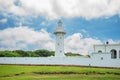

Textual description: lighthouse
[54,20,66,57]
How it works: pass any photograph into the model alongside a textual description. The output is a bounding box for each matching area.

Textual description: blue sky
[0,0,120,54]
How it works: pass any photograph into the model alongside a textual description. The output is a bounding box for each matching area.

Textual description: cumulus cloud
[65,33,102,55]
[0,26,54,50]
[0,0,120,20]
[0,18,7,23]
[0,0,26,16]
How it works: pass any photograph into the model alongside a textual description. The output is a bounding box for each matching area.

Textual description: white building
[93,42,120,59]
[91,42,120,67]
[54,20,66,57]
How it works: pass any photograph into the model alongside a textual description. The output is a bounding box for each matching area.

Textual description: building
[54,20,66,57]
[91,42,120,67]
[93,42,120,59]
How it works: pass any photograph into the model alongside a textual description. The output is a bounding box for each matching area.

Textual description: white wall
[91,53,120,67]
[0,56,120,68]
[0,57,90,66]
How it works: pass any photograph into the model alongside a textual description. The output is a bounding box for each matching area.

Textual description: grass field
[0,65,120,80]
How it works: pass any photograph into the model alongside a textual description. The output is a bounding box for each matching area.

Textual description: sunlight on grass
[0,65,120,80]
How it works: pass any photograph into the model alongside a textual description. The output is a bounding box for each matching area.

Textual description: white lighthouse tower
[54,20,66,57]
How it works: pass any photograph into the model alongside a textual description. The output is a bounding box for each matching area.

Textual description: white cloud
[0,26,54,50]
[0,0,27,16]
[65,33,102,55]
[0,0,120,20]
[0,18,7,23]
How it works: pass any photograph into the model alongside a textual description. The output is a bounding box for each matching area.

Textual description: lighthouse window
[101,57,103,60]
[119,50,120,58]
[60,50,62,53]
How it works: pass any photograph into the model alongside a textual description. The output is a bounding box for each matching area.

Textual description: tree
[0,49,55,57]
[14,50,30,57]
[0,51,20,57]
[65,52,82,56]
[33,50,54,57]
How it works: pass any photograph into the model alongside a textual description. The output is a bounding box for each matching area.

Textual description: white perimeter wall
[91,53,120,68]
[0,57,90,66]
[0,56,120,68]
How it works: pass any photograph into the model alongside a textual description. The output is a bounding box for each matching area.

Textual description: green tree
[65,52,82,56]
[0,51,5,57]
[0,51,20,57]
[34,50,54,57]
[0,49,55,57]
[14,50,30,57]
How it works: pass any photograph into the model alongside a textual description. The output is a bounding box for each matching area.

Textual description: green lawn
[0,65,120,80]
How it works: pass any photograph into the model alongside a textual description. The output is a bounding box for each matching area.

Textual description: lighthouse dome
[54,20,66,34]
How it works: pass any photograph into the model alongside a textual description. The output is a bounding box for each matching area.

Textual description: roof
[54,20,66,34]
[94,43,120,46]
